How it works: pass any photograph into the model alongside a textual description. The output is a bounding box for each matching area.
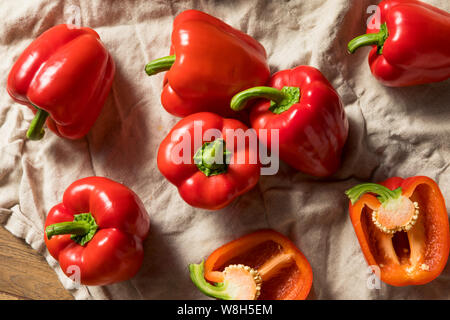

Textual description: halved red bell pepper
[348,0,450,87]
[44,177,150,286]
[157,112,260,210]
[145,9,270,118]
[189,229,313,300]
[230,66,349,177]
[345,176,450,286]
[7,24,115,140]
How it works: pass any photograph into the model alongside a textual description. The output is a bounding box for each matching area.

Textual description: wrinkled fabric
[0,0,449,300]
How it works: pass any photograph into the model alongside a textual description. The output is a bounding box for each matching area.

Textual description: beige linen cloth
[0,0,449,300]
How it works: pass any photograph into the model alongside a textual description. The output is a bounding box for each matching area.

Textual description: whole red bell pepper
[230,66,349,177]
[145,9,270,118]
[44,177,150,286]
[345,176,450,286]
[189,229,313,300]
[157,112,260,210]
[7,24,115,140]
[348,0,450,87]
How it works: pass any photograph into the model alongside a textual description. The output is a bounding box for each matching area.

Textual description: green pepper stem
[145,55,176,76]
[230,86,287,111]
[46,221,91,239]
[193,139,230,177]
[45,213,98,246]
[189,262,231,300]
[231,86,300,115]
[27,108,48,140]
[348,23,389,55]
[345,182,402,205]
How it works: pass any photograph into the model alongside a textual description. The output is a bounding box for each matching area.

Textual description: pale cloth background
[0,0,449,300]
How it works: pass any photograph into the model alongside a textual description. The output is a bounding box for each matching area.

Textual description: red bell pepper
[145,9,270,118]
[7,24,115,140]
[230,66,349,177]
[345,176,450,286]
[348,0,450,87]
[44,177,150,286]
[157,112,260,210]
[189,229,313,300]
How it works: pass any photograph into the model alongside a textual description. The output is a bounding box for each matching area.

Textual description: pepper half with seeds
[189,229,313,300]
[346,176,450,286]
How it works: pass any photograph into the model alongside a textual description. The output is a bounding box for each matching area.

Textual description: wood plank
[0,226,73,300]
[0,291,25,300]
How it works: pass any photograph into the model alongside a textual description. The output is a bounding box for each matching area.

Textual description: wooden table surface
[0,226,73,300]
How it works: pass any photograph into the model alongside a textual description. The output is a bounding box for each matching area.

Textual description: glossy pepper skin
[348,0,450,87]
[346,176,450,286]
[7,24,115,140]
[157,112,260,210]
[44,177,150,286]
[145,10,270,118]
[190,229,313,300]
[231,66,349,177]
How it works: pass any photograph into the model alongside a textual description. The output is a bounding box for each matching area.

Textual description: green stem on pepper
[348,23,389,55]
[230,86,300,115]
[194,139,231,177]
[45,213,98,246]
[189,261,232,300]
[27,107,49,140]
[345,182,403,208]
[145,55,176,76]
